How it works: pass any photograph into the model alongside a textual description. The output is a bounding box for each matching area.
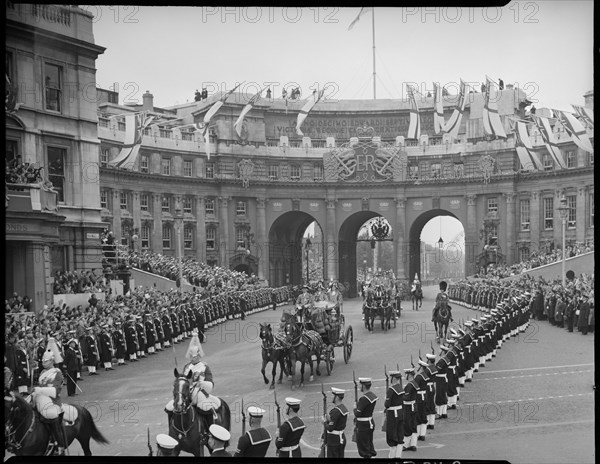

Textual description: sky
[88,2,593,110]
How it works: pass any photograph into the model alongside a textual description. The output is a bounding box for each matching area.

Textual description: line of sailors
[448,283,512,311]
[154,291,532,458]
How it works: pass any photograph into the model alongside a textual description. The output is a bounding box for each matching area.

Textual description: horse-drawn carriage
[362,274,398,332]
[311,300,353,374]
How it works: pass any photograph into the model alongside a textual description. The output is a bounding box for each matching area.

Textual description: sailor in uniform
[354,377,378,458]
[155,433,179,456]
[402,367,419,452]
[208,424,232,457]
[383,370,404,458]
[234,406,272,457]
[424,352,438,430]
[275,397,305,458]
[324,387,349,458]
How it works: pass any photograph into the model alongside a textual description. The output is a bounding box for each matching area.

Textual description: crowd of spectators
[5,158,44,185]
[53,270,111,295]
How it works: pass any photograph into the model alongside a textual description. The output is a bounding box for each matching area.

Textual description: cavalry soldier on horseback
[32,341,68,455]
[234,406,272,457]
[275,397,305,458]
[383,370,404,458]
[354,377,378,458]
[323,387,349,458]
[432,280,453,322]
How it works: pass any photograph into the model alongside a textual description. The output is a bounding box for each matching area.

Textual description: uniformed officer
[324,387,349,458]
[124,317,139,362]
[208,424,232,457]
[144,313,157,355]
[424,352,438,430]
[99,324,115,371]
[354,377,378,458]
[83,327,99,375]
[275,397,305,458]
[14,338,30,394]
[155,433,179,456]
[402,367,418,452]
[162,307,173,347]
[135,315,147,358]
[234,406,272,457]
[384,371,404,458]
[415,358,430,441]
[112,323,127,366]
[435,345,450,418]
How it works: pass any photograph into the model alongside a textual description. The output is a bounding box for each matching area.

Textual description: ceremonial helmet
[185,330,204,361]
[45,337,64,363]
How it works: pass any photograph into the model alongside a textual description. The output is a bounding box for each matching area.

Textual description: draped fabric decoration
[347,7,372,30]
[296,89,325,136]
[482,77,507,138]
[571,104,594,129]
[433,82,446,134]
[553,109,594,153]
[234,88,264,138]
[533,115,566,169]
[512,119,543,171]
[201,83,242,159]
[5,74,20,113]
[443,79,468,140]
[406,85,421,140]
[108,112,157,169]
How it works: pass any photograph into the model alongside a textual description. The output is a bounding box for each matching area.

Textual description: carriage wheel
[343,326,353,364]
[325,346,333,376]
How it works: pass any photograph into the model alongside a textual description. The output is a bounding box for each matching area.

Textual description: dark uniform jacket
[135,322,147,351]
[14,347,29,388]
[83,334,99,365]
[325,403,349,446]
[234,428,272,457]
[162,313,173,342]
[275,415,305,457]
[125,323,139,355]
[112,329,127,359]
[403,379,418,436]
[99,331,113,363]
[210,448,232,457]
[384,384,404,446]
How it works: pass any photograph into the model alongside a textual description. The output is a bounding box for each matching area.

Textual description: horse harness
[4,394,38,453]
[171,377,197,440]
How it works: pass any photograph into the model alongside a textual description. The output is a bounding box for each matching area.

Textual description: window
[520,199,530,230]
[519,246,530,262]
[453,162,464,178]
[236,227,246,249]
[120,192,128,210]
[184,226,193,249]
[183,196,192,214]
[140,194,149,212]
[100,190,108,209]
[183,160,193,177]
[162,195,171,213]
[290,165,301,181]
[206,162,215,179]
[566,151,577,168]
[206,227,216,250]
[6,140,19,164]
[162,225,172,249]
[45,63,62,112]
[567,195,576,228]
[313,164,323,181]
[161,158,171,175]
[543,197,554,230]
[268,165,278,180]
[236,201,246,216]
[47,146,66,202]
[141,226,150,248]
[140,154,149,173]
[487,198,498,214]
[408,164,419,179]
[430,162,441,178]
[205,198,215,215]
[100,148,109,166]
[543,153,553,171]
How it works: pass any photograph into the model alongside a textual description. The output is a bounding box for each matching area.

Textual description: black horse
[4,392,108,456]
[433,305,452,342]
[284,321,323,389]
[411,283,423,310]
[364,285,393,332]
[169,369,231,456]
[259,322,289,389]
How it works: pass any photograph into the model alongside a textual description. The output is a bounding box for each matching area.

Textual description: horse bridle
[285,323,303,348]
[260,325,274,353]
[170,377,196,440]
[4,393,36,452]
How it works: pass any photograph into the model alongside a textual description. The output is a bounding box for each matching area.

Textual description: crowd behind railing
[5,158,44,185]
[52,270,111,295]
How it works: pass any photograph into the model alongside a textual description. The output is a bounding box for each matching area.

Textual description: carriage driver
[32,340,68,455]
[432,281,453,322]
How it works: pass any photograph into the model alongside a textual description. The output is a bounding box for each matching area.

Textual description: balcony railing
[31,4,71,27]
[6,183,59,213]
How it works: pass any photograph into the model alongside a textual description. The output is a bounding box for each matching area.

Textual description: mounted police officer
[234,407,272,457]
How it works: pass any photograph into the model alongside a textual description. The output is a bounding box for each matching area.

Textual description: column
[152,193,163,254]
[27,242,51,313]
[325,199,337,281]
[219,196,230,267]
[529,191,540,253]
[394,198,406,279]
[576,186,587,243]
[195,196,206,263]
[465,194,478,275]
[132,192,141,250]
[504,192,516,265]
[256,197,268,282]
[112,189,122,242]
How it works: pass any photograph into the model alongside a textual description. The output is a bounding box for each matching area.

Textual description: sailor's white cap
[248,406,265,417]
[331,387,346,396]
[208,424,231,442]
[358,377,372,384]
[285,397,302,407]
[156,433,178,450]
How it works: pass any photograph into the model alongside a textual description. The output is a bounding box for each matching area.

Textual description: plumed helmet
[42,349,55,364]
[45,337,63,363]
[185,330,204,360]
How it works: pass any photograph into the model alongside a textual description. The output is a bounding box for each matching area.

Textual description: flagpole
[372,8,376,99]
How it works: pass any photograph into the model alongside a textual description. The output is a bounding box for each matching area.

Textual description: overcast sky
[88,3,593,110]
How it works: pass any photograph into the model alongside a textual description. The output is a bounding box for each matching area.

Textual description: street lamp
[305,237,312,284]
[174,206,184,293]
[557,194,569,287]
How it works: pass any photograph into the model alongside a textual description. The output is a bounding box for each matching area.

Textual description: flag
[108,112,157,169]
[406,85,421,140]
[234,88,263,138]
[533,115,566,169]
[5,74,20,113]
[482,77,507,138]
[512,119,543,171]
[201,82,242,159]
[433,82,445,135]
[553,109,594,153]
[347,7,372,30]
[443,79,468,139]
[296,89,325,137]
[571,104,594,129]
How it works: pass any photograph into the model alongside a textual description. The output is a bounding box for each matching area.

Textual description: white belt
[403,400,415,405]
[436,374,447,378]
[280,444,299,452]
[388,405,403,410]
[356,417,373,421]
[327,430,344,435]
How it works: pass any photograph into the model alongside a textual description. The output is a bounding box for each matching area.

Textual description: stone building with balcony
[97,84,594,296]
[5,4,106,311]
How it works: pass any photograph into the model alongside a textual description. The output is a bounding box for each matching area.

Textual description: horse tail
[81,406,109,445]
[218,399,231,431]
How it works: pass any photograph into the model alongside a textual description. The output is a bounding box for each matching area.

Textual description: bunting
[108,112,157,169]
[406,85,421,140]
[571,104,594,129]
[234,88,263,138]
[347,7,372,30]
[433,82,445,135]
[482,77,507,139]
[512,119,543,171]
[533,115,566,169]
[443,79,468,139]
[553,109,594,153]
[201,83,242,159]
[296,89,325,137]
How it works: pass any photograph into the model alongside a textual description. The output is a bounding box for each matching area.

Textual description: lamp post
[175,206,184,293]
[558,194,569,287]
[305,238,312,284]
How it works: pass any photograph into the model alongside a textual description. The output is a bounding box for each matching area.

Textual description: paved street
[53,286,593,462]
